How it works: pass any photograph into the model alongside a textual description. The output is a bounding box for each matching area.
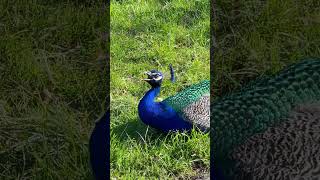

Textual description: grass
[0,1,107,179]
[213,0,320,95]
[110,0,210,179]
[2,0,317,179]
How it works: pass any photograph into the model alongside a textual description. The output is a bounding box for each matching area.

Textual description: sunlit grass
[110,0,210,179]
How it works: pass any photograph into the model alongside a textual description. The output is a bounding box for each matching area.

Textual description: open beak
[142,71,152,81]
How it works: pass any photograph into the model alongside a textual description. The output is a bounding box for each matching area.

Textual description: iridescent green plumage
[163,80,210,130]
[163,80,210,113]
[211,58,320,178]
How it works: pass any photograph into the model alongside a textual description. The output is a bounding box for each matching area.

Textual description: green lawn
[0,1,107,179]
[110,0,210,179]
[2,0,318,179]
[213,0,320,94]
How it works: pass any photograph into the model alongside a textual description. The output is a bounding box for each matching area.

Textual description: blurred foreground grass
[0,1,107,179]
[213,0,320,94]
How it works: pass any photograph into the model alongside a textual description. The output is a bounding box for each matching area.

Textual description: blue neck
[138,86,192,132]
[141,86,161,107]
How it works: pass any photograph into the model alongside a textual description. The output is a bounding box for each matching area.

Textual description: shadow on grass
[111,118,166,144]
[111,116,209,147]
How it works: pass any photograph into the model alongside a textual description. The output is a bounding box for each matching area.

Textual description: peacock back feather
[163,80,210,130]
[211,58,320,178]
[163,80,210,112]
[231,102,320,179]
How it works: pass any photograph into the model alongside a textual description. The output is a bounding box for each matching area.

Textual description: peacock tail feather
[163,80,210,130]
[211,58,320,178]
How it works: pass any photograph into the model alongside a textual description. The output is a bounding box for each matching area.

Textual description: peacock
[89,110,110,180]
[230,102,320,180]
[138,65,210,132]
[211,58,320,179]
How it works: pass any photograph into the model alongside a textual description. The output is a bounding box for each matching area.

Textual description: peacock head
[143,70,163,88]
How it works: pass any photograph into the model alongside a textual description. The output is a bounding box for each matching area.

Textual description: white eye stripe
[154,76,162,81]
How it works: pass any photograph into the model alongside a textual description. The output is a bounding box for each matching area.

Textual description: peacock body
[163,80,210,130]
[211,58,320,179]
[231,102,320,179]
[89,111,109,180]
[138,69,210,132]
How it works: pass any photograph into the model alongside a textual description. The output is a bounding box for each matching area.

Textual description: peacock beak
[142,71,152,81]
[144,71,151,75]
